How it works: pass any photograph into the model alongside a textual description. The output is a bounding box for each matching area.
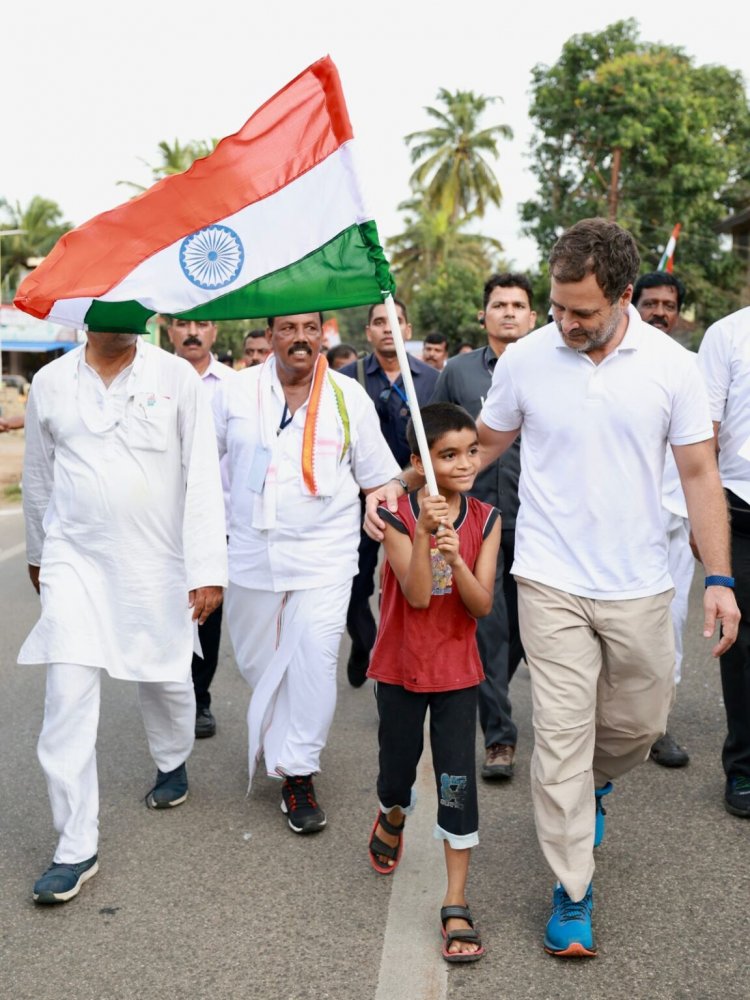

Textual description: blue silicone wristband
[705,575,735,588]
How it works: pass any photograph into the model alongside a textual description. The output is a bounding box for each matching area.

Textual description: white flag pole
[383,293,438,496]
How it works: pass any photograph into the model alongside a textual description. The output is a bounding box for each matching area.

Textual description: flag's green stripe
[84,222,394,333]
[85,298,154,334]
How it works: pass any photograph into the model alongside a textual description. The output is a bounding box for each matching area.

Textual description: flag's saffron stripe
[302,355,329,494]
[15,56,353,320]
[75,223,391,332]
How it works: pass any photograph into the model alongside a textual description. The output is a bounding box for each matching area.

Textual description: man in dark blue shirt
[339,299,439,685]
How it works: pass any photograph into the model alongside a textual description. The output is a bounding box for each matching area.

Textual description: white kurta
[19,339,227,682]
[213,358,400,591]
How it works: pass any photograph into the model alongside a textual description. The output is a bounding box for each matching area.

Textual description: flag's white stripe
[49,297,94,329]
[103,141,368,313]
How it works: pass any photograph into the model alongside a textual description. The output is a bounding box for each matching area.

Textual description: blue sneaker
[544,882,597,957]
[146,763,188,809]
[33,854,98,904]
[594,781,613,847]
[725,775,750,817]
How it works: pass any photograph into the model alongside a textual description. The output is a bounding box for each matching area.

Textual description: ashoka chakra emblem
[179,225,244,289]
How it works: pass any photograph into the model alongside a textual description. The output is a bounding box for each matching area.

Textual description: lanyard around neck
[379,372,409,406]
[278,401,293,434]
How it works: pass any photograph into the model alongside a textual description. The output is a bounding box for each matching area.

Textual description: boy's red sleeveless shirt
[367,492,499,692]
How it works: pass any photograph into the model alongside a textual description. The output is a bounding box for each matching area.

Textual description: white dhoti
[226,579,352,786]
[664,510,695,684]
[38,663,195,863]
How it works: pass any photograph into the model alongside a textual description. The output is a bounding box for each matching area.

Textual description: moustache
[288,342,312,355]
[182,336,202,347]
[649,318,668,330]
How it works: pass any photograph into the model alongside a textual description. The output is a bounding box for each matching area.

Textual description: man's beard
[558,304,622,354]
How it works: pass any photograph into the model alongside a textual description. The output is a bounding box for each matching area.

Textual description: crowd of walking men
[14,217,750,962]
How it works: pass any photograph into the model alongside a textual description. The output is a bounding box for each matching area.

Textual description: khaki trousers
[517,578,675,901]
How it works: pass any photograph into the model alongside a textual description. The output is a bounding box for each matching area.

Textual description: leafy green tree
[0,196,72,301]
[387,191,504,346]
[521,19,750,323]
[411,259,491,349]
[119,138,219,194]
[406,89,512,223]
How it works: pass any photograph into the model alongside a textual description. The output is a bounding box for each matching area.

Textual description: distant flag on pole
[657,223,681,273]
[14,56,394,333]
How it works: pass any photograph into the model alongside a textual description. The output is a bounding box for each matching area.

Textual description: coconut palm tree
[388,191,502,300]
[118,138,218,194]
[405,89,513,223]
[0,196,71,301]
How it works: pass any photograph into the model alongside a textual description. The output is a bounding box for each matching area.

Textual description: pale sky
[3,1,748,270]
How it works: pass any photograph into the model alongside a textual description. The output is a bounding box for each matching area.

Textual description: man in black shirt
[431,273,537,779]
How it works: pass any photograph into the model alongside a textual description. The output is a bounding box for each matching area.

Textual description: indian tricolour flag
[657,223,681,273]
[14,56,394,333]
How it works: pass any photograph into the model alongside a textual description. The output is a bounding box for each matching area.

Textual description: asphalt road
[0,506,747,1000]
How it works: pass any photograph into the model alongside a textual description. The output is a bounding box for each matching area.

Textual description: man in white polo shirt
[478,219,738,957]
[166,316,235,738]
[364,219,739,958]
[698,307,750,819]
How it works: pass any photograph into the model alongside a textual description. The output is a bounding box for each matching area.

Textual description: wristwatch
[390,477,409,492]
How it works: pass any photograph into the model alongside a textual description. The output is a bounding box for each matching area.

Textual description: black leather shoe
[650,732,689,767]
[346,648,369,688]
[195,706,216,739]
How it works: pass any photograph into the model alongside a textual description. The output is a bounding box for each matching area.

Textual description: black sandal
[368,810,405,875]
[440,905,485,963]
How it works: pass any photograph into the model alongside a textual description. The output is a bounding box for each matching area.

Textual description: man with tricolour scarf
[213,311,399,834]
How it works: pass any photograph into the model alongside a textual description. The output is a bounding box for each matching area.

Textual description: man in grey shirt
[430,273,537,779]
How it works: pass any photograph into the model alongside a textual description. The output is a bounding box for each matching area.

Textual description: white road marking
[0,541,26,563]
[375,736,448,1000]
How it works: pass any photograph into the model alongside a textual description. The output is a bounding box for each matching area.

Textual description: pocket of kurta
[128,411,170,451]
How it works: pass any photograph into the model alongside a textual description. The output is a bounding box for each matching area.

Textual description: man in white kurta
[20,332,227,903]
[213,312,399,835]
[165,315,236,738]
